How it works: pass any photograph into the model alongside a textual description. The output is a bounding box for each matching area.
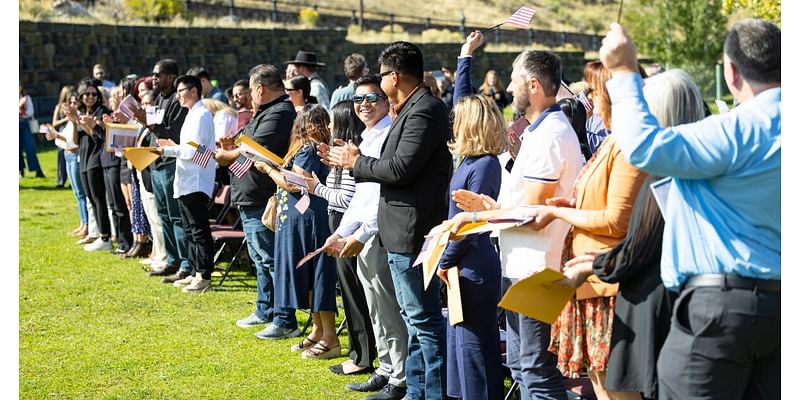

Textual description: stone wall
[20,21,586,102]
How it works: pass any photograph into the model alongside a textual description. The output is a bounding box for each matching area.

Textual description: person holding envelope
[435,94,506,400]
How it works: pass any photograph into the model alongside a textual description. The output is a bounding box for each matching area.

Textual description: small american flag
[192,144,214,168]
[229,154,253,179]
[504,6,536,29]
[576,92,593,112]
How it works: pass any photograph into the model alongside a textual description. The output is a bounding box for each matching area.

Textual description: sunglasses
[352,93,386,104]
[83,92,98,97]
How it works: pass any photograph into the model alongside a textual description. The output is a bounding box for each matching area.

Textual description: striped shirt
[313,168,356,213]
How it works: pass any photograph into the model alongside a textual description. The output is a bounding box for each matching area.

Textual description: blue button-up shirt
[607,73,780,290]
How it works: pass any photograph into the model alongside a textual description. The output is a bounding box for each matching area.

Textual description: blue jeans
[64,152,88,225]
[387,252,447,400]
[149,164,190,271]
[19,119,41,173]
[503,278,566,400]
[239,204,295,327]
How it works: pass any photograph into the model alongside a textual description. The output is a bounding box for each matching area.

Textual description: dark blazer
[352,87,452,254]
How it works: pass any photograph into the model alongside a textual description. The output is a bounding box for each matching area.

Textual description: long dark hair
[330,100,365,187]
[76,78,104,113]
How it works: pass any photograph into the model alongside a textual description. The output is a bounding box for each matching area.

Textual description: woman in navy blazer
[437,95,507,400]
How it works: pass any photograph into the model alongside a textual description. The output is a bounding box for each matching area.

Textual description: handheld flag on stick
[229,154,254,179]
[192,144,214,168]
[484,6,536,32]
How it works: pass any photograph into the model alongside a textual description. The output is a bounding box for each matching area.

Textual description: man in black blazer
[330,41,451,400]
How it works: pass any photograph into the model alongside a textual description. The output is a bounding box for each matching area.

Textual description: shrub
[299,8,319,27]
[123,0,185,22]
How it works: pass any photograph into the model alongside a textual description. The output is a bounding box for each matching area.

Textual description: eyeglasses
[285,88,300,92]
[379,70,395,78]
[352,93,386,104]
[83,92,98,97]
[177,87,191,94]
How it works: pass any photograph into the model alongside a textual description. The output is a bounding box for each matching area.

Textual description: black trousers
[657,285,780,399]
[329,211,377,367]
[103,165,133,251]
[56,148,67,186]
[81,167,110,238]
[177,192,214,280]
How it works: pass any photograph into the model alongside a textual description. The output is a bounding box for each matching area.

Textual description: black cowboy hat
[284,50,326,67]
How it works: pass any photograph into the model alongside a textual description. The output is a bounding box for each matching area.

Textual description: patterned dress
[273,143,337,312]
[130,171,150,235]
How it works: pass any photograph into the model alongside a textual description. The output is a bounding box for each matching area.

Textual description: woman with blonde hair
[256,104,340,360]
[478,70,509,111]
[436,94,507,400]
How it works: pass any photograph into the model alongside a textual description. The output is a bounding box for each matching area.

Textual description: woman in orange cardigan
[526,62,647,400]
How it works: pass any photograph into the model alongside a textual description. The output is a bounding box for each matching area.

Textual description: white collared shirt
[162,101,217,198]
[335,114,392,243]
[497,111,582,278]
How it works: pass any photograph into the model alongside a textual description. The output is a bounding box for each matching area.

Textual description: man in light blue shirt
[600,19,780,399]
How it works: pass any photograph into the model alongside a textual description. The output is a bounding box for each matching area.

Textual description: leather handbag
[262,194,278,231]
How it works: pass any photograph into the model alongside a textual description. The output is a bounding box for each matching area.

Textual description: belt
[65,147,79,154]
[683,274,780,293]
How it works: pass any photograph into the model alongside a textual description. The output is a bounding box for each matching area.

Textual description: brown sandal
[301,342,341,360]
[290,337,318,353]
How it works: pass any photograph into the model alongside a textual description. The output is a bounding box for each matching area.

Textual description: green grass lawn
[19,148,373,399]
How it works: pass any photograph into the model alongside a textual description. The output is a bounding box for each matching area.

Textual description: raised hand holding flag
[484,6,536,32]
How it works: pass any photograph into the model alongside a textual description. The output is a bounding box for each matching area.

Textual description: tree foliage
[722,0,780,26]
[123,0,185,21]
[623,0,728,67]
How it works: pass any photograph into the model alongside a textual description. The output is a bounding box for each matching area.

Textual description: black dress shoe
[161,269,191,284]
[149,264,179,277]
[347,373,389,393]
[330,363,375,376]
[364,384,406,400]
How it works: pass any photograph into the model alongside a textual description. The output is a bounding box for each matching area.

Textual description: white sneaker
[139,258,154,265]
[84,238,113,251]
[182,274,211,294]
[173,273,195,288]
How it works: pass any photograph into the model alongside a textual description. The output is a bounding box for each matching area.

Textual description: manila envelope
[124,147,161,171]
[445,267,464,326]
[498,268,576,324]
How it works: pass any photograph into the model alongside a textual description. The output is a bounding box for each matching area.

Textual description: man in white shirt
[157,75,217,294]
[452,50,582,400]
[324,75,409,400]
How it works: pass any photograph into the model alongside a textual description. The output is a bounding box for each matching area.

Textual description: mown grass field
[19,148,373,399]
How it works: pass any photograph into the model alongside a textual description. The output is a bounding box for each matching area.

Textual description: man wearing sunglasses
[329,41,452,400]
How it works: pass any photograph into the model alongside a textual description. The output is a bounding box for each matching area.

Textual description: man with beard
[451,49,582,400]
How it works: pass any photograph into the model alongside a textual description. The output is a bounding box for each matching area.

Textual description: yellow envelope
[422,230,449,291]
[498,268,576,324]
[123,147,161,171]
[446,267,464,326]
[235,135,285,167]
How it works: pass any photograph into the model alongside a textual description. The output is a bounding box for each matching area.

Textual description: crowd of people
[28,17,780,400]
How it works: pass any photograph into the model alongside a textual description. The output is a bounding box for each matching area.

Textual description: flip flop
[290,337,318,353]
[301,342,341,360]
